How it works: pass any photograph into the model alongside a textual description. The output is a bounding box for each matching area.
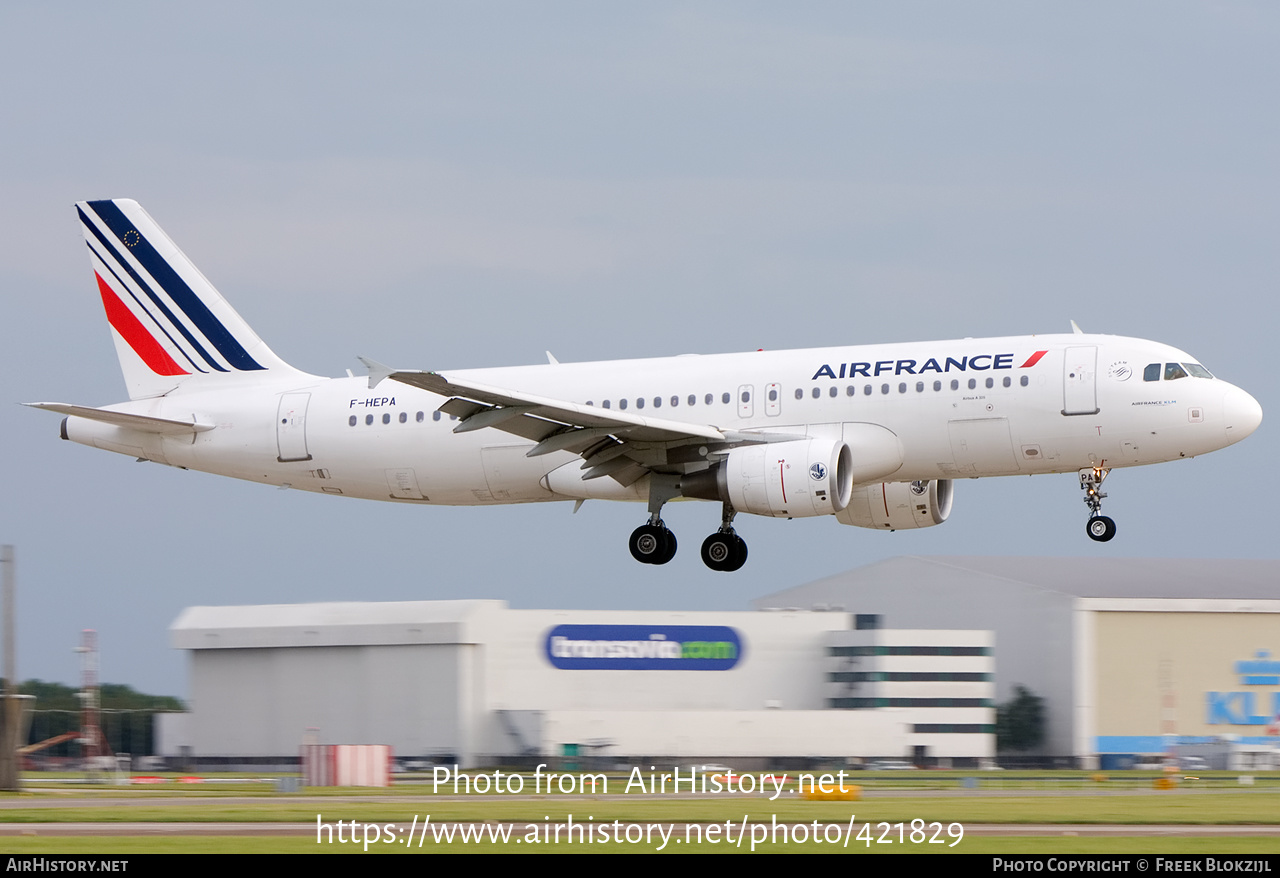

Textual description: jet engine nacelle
[835,479,954,530]
[684,438,853,518]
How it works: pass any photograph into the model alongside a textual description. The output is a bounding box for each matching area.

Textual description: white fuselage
[65,332,1258,508]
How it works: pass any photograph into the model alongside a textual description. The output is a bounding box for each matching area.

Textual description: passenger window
[933,380,941,391]
[864,385,872,396]
[636,398,644,409]
[829,386,837,398]
[951,379,959,391]
[812,387,821,399]
[722,392,731,404]
[432,411,441,421]
[688,395,696,406]
[1020,376,1029,387]
[671,396,679,407]
[1165,363,1188,381]
[399,412,407,423]
[1143,363,1161,382]
[985,377,993,389]
[846,385,855,397]
[705,394,713,405]
[916,381,924,392]
[741,390,750,403]
[619,399,628,410]
[348,415,357,427]
[968,379,977,390]
[1002,376,1011,388]
[652,397,660,408]
[365,414,374,425]
[417,411,425,422]
[382,413,391,424]
[602,400,611,409]
[795,388,803,400]
[881,384,889,395]
[898,383,906,394]
[768,388,778,402]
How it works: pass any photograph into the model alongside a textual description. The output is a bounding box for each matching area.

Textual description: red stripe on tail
[96,272,189,376]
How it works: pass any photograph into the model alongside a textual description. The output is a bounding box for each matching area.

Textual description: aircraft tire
[702,533,748,572]
[1086,515,1116,542]
[724,535,748,571]
[630,524,672,564]
[655,530,677,564]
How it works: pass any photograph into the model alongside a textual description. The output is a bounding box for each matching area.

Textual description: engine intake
[683,439,852,518]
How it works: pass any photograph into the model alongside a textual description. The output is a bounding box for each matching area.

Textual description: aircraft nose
[1223,386,1263,444]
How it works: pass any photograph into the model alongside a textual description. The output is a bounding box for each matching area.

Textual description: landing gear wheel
[1086,515,1116,542]
[701,532,748,572]
[630,524,675,564]
[655,530,677,565]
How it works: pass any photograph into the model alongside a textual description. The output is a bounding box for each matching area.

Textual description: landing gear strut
[1079,466,1116,543]
[701,503,748,572]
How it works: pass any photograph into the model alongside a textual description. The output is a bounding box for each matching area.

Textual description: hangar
[167,600,993,768]
[755,556,1280,767]
[163,556,1280,769]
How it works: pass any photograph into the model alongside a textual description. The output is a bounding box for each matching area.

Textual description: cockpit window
[1143,363,1160,382]
[1183,362,1213,379]
[1164,363,1188,381]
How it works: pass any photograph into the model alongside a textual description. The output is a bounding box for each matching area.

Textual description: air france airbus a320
[29,199,1263,571]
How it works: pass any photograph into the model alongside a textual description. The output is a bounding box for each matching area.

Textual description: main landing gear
[627,481,750,571]
[701,504,748,572]
[629,521,677,565]
[1079,466,1116,543]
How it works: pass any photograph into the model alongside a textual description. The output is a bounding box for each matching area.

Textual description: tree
[996,685,1045,752]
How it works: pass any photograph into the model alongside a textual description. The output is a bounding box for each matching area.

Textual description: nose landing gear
[1080,466,1116,543]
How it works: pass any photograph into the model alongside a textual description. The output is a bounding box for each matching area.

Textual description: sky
[0,3,1276,697]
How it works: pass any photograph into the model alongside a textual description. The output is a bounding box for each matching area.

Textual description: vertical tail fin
[76,198,303,399]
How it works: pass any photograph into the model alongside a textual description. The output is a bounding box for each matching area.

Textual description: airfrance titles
[810,351,1045,381]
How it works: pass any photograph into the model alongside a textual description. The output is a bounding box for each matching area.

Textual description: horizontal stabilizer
[24,402,215,435]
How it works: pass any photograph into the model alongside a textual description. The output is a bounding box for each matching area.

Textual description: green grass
[1,791,1276,825]
[1,835,1279,855]
[3,771,1277,855]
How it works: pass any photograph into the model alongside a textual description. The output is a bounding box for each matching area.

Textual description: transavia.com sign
[544,625,743,671]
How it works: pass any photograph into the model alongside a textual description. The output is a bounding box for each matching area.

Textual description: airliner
[28,199,1263,571]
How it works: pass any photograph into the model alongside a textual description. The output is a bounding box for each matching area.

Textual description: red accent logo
[96,272,189,376]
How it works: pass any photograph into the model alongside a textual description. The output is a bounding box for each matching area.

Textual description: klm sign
[1206,650,1280,726]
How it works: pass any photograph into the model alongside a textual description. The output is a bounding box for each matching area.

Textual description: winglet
[546,351,559,365]
[1070,320,1084,335]
[358,356,395,390]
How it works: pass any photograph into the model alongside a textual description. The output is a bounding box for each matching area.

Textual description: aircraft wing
[367,362,803,485]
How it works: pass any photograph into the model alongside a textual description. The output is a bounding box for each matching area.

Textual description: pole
[0,546,17,790]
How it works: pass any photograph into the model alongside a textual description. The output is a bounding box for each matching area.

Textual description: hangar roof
[171,599,506,649]
[754,556,1280,608]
